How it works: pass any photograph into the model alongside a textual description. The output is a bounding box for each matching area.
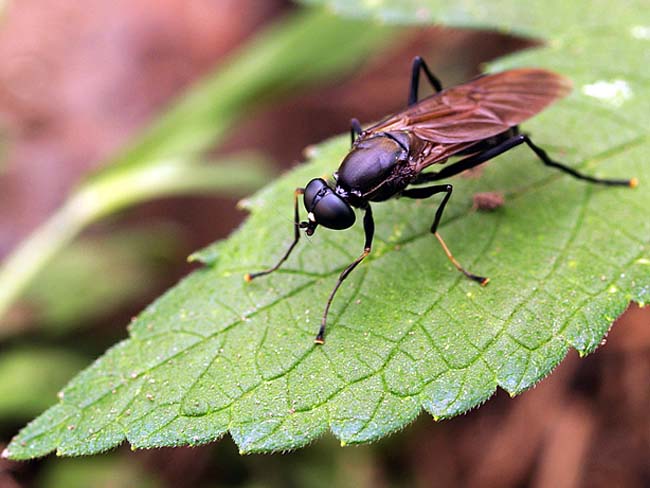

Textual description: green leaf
[5,1,650,459]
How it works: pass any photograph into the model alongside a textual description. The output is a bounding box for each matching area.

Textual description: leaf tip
[1,448,10,459]
[340,440,347,447]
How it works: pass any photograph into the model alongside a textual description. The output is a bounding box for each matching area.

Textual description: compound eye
[303,178,355,230]
[304,178,328,210]
[312,192,356,230]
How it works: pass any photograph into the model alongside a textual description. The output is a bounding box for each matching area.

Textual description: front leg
[245,188,305,281]
[315,205,375,344]
[402,185,488,285]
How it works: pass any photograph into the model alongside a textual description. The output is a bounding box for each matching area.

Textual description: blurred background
[0,1,648,486]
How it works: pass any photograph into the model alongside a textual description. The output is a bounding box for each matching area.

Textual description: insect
[245,56,637,344]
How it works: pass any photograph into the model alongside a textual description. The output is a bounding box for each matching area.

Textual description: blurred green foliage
[0,347,88,419]
[20,227,180,333]
[37,456,162,488]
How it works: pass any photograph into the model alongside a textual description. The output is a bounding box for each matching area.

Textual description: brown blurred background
[0,1,648,487]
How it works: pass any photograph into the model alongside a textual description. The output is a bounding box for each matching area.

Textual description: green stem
[0,158,271,328]
[0,199,89,332]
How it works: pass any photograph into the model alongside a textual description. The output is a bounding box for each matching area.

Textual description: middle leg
[402,184,488,285]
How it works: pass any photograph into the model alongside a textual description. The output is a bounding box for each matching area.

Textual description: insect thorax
[336,132,416,203]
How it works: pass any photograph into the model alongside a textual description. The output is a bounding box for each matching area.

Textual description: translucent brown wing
[368,68,572,169]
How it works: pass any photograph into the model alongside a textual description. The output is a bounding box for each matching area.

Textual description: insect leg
[315,205,375,344]
[522,135,636,187]
[402,185,489,285]
[350,118,362,146]
[245,188,305,282]
[415,133,636,187]
[409,56,443,106]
